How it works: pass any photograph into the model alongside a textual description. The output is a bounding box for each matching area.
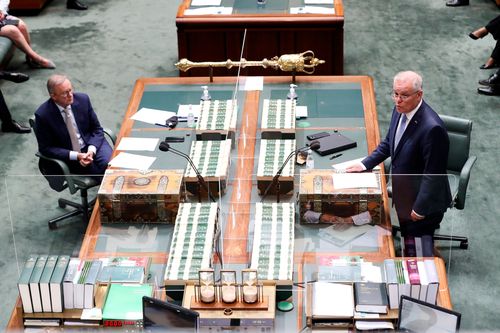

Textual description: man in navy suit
[34,74,112,177]
[347,71,451,254]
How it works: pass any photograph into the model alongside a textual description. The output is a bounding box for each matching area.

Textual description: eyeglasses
[56,89,73,98]
[390,90,420,101]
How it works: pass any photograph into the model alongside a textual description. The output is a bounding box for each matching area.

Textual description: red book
[405,259,421,299]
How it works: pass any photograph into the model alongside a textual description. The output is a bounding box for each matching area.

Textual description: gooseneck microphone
[260,141,320,203]
[159,141,217,203]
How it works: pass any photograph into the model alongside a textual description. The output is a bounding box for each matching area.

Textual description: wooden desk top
[6,76,453,331]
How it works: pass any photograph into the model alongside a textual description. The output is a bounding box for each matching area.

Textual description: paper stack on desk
[311,282,354,318]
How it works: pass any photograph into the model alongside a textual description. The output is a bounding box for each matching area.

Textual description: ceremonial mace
[175,50,325,83]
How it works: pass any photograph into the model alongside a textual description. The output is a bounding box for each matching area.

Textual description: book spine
[84,261,103,309]
[49,255,70,313]
[406,259,421,299]
[424,259,439,305]
[29,255,48,313]
[40,255,58,312]
[383,259,399,309]
[63,258,80,310]
[416,260,429,301]
[74,261,92,309]
[18,254,38,314]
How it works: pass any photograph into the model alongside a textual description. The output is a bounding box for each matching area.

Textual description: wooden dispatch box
[299,169,383,224]
[98,169,184,223]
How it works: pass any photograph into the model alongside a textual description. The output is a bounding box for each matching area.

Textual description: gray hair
[394,71,423,92]
[47,74,69,95]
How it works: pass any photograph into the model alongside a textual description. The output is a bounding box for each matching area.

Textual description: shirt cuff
[360,162,367,171]
[412,210,425,218]
[69,151,78,161]
[88,145,97,155]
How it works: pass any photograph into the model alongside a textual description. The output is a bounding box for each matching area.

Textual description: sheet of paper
[305,0,333,4]
[312,282,354,318]
[177,104,201,119]
[131,107,176,126]
[290,6,335,14]
[241,76,264,91]
[332,172,379,189]
[332,157,381,171]
[116,137,159,152]
[296,106,308,118]
[108,152,156,170]
[184,6,233,15]
[190,0,221,6]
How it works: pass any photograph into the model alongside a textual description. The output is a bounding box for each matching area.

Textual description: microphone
[260,141,320,203]
[158,141,217,203]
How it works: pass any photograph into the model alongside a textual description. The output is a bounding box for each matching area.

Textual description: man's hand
[410,210,425,221]
[345,163,364,173]
[77,151,94,167]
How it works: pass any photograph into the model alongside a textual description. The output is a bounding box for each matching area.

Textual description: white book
[84,261,102,309]
[74,261,91,309]
[18,255,38,314]
[62,258,80,309]
[399,262,411,298]
[312,282,354,318]
[417,261,429,302]
[424,259,439,305]
[383,259,399,310]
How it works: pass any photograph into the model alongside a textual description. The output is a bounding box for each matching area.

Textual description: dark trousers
[68,140,113,177]
[398,212,444,238]
[0,89,13,125]
[486,15,500,61]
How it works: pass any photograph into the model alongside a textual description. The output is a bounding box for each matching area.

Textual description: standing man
[346,71,451,255]
[0,70,30,133]
[34,74,111,176]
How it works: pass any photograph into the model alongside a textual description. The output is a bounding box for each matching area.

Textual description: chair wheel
[58,200,66,209]
[48,222,58,230]
[460,241,468,249]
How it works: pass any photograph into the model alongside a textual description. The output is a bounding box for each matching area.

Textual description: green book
[39,255,58,312]
[18,254,38,314]
[98,266,145,284]
[49,255,70,313]
[29,255,48,313]
[102,284,153,322]
[74,260,92,309]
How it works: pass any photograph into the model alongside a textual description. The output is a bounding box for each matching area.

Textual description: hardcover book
[29,255,48,313]
[406,259,421,299]
[383,259,399,309]
[39,255,58,312]
[62,258,80,310]
[18,254,38,314]
[353,282,388,314]
[49,255,70,313]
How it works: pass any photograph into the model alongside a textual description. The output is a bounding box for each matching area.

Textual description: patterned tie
[394,114,407,148]
[63,107,81,152]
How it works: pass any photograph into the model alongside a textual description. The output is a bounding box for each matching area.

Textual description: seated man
[0,70,30,133]
[34,74,112,176]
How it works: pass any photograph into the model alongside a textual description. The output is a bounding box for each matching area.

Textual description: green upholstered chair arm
[455,155,477,210]
[35,151,78,194]
[103,127,117,146]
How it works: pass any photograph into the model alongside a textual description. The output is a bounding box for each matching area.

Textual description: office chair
[29,117,116,230]
[384,114,476,249]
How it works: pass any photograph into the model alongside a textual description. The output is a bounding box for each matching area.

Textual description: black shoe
[479,73,500,86]
[1,120,31,134]
[480,63,499,70]
[0,71,29,83]
[446,0,469,6]
[477,86,500,96]
[67,0,88,10]
[468,32,479,40]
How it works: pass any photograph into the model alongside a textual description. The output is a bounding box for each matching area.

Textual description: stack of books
[384,258,439,309]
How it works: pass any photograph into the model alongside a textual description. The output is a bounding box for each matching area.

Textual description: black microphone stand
[165,145,217,203]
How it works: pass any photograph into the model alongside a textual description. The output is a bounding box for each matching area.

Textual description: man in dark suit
[347,71,451,255]
[34,74,112,177]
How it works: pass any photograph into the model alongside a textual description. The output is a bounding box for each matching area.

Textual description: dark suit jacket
[34,93,106,189]
[34,92,106,162]
[362,100,452,220]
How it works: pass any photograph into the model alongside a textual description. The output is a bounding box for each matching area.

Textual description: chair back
[440,115,472,173]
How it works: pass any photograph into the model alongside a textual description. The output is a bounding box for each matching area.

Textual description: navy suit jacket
[34,92,106,162]
[362,100,452,220]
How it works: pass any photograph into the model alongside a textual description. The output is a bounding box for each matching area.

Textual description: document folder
[312,133,357,156]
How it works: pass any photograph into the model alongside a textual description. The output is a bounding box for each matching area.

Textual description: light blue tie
[394,115,407,148]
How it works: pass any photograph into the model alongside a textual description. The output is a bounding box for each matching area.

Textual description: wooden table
[7,76,453,331]
[176,0,344,76]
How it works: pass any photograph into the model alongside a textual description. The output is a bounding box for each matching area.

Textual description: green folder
[102,284,153,321]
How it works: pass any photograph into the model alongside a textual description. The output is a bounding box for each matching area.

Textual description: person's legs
[0,26,55,69]
[89,141,113,176]
[0,89,31,133]
[399,212,444,257]
[0,89,13,125]
[6,15,31,44]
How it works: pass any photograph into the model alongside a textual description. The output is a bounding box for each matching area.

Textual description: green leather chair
[29,117,116,230]
[385,114,476,249]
